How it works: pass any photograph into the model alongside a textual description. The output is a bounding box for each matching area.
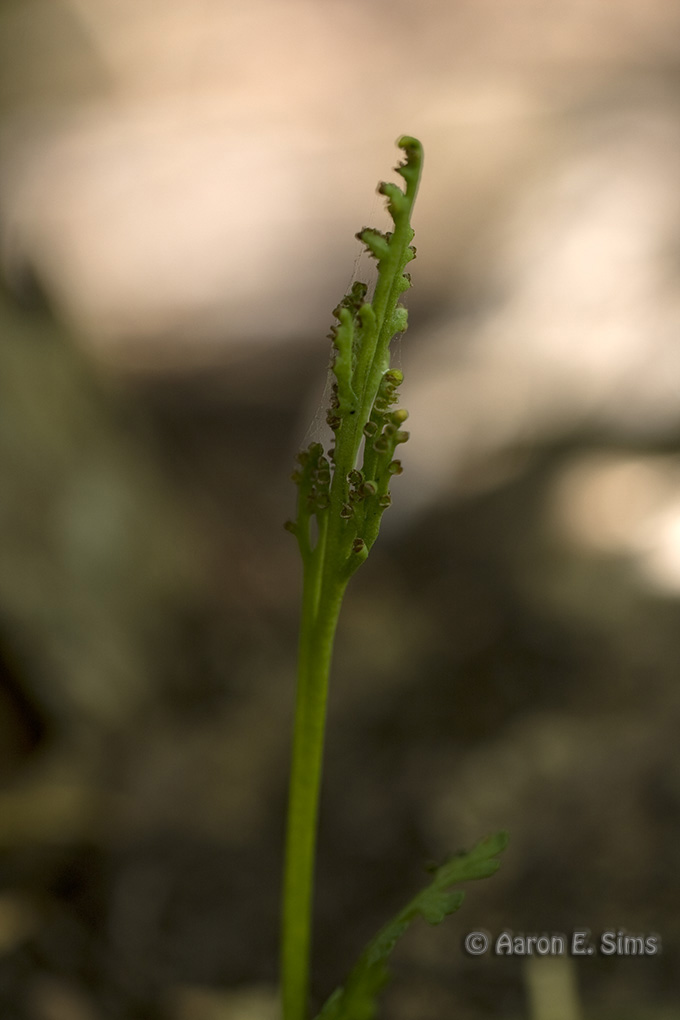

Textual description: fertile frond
[287,137,424,576]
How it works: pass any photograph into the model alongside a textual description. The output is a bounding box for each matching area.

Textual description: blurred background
[1,1,680,1017]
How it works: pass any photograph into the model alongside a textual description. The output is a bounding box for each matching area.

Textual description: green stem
[280,137,423,1020]
[281,566,347,1020]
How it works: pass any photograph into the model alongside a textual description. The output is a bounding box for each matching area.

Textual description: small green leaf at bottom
[314,831,508,1020]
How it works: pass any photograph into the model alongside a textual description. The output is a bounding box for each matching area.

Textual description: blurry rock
[404,103,680,513]
[0,0,679,377]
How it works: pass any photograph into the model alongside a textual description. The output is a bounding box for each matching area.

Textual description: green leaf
[314,832,508,1020]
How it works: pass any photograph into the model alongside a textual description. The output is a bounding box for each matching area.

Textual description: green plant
[281,136,507,1020]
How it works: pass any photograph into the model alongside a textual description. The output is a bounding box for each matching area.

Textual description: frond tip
[287,138,425,572]
[395,135,424,198]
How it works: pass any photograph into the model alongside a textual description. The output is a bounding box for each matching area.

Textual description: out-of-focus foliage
[0,288,200,736]
[316,833,507,1020]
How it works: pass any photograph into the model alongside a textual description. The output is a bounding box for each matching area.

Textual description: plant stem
[281,567,346,1020]
[280,137,423,1020]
